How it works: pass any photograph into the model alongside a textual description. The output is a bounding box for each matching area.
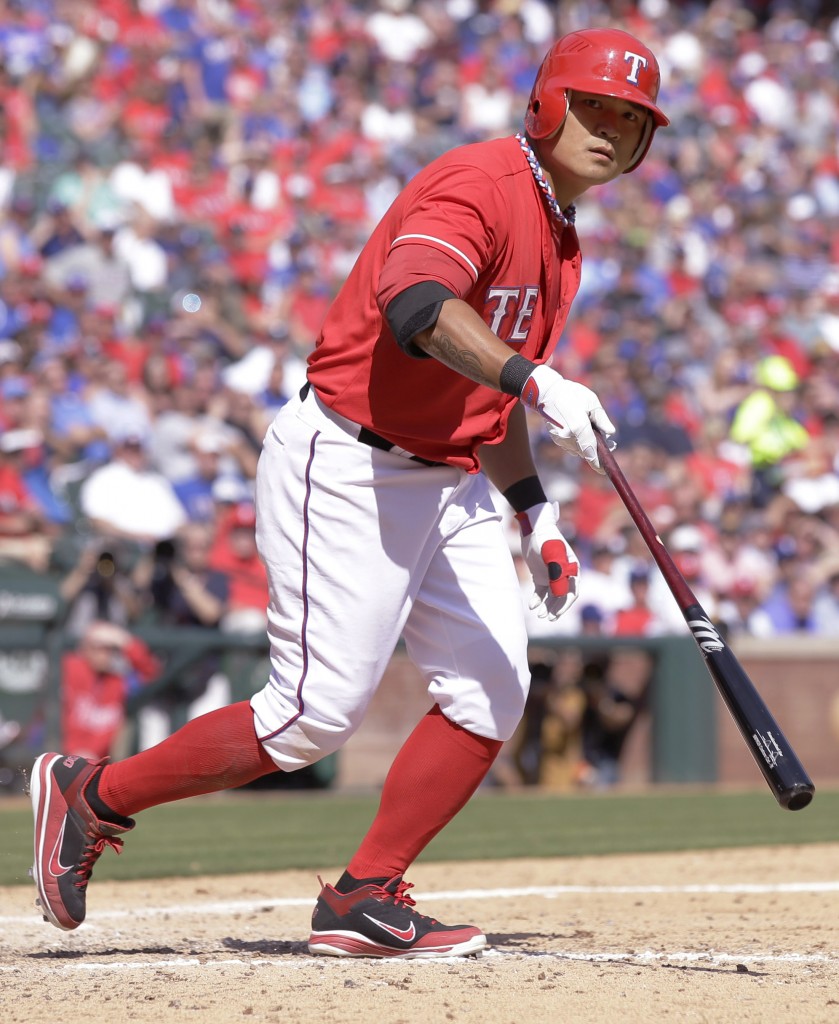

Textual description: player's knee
[256,708,360,770]
[258,732,339,770]
[437,668,529,744]
[492,702,528,743]
[491,669,531,741]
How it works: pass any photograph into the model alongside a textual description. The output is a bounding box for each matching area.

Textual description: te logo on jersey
[485,286,538,341]
[687,616,724,654]
[624,51,649,84]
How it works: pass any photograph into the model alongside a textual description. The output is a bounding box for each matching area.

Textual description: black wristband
[499,354,538,397]
[503,475,548,513]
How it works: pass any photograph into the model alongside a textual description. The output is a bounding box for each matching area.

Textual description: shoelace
[516,132,576,228]
[376,879,439,925]
[388,879,416,906]
[75,832,124,889]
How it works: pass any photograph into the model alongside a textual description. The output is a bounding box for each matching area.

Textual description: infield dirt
[2,844,838,1024]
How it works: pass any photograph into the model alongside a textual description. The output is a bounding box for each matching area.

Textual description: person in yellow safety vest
[729,354,809,506]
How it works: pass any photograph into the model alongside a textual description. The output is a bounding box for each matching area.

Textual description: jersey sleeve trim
[391,233,479,282]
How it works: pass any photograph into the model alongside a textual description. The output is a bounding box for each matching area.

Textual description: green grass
[3,786,838,888]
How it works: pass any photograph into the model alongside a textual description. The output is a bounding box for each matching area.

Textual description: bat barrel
[694,610,815,812]
[595,432,815,812]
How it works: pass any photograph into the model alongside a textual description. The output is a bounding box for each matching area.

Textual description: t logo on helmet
[624,51,648,85]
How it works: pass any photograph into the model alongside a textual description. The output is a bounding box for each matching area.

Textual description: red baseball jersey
[307,135,582,472]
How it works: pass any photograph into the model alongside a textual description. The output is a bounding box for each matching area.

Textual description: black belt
[299,382,443,467]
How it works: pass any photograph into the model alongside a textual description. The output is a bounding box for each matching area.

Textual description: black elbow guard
[385,281,457,357]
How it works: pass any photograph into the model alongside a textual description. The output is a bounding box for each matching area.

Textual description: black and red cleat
[308,875,486,959]
[30,753,134,930]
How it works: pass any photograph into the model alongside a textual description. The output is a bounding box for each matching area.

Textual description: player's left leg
[307,703,501,958]
[308,476,529,958]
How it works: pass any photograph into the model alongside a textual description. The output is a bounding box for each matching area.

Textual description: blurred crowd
[0,0,838,653]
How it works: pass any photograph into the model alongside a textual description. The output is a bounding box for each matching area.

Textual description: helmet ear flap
[526,86,569,140]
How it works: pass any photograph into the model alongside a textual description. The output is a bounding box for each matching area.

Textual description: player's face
[538,91,648,205]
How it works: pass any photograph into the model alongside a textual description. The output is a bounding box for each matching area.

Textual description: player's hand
[521,365,616,473]
[516,501,580,620]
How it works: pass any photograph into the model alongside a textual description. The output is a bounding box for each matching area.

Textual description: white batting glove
[521,365,616,473]
[516,501,580,620]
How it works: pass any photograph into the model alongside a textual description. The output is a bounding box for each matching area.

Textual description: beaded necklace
[516,132,576,227]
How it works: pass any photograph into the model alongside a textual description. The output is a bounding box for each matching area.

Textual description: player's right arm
[411,297,615,473]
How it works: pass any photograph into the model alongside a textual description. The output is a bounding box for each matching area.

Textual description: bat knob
[782,784,815,812]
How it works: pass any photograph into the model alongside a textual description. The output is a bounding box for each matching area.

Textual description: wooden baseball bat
[595,434,814,811]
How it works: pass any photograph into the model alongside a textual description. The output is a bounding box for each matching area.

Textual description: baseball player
[31,29,668,958]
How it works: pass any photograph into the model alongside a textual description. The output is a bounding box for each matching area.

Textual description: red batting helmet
[525,28,669,172]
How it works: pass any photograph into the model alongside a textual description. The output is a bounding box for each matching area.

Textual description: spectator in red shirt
[225,40,267,110]
[0,65,36,171]
[209,501,268,633]
[61,621,161,761]
[172,144,231,226]
[0,427,51,571]
[612,566,659,637]
[121,76,172,149]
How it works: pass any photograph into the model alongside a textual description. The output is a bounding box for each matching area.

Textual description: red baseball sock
[346,705,502,881]
[96,701,279,817]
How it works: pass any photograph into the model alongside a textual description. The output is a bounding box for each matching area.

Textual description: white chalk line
[4,881,839,973]
[4,880,839,927]
[0,949,837,975]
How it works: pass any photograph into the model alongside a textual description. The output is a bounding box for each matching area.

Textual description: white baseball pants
[249,387,530,770]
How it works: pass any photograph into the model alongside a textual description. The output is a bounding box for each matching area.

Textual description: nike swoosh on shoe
[362,913,416,942]
[48,820,73,877]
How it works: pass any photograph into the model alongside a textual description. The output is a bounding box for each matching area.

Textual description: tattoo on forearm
[426,330,495,388]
